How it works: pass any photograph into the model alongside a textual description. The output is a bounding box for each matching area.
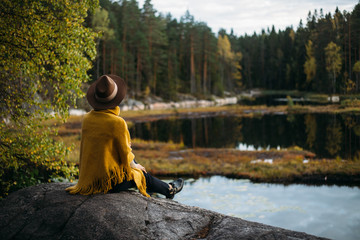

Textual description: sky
[137,0,358,36]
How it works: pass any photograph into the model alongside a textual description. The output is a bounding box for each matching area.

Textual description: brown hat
[87,75,127,110]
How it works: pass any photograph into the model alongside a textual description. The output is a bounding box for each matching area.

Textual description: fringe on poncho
[65,107,149,197]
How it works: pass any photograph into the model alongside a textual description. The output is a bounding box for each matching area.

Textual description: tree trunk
[122,26,127,81]
[349,16,351,78]
[167,49,173,95]
[136,51,142,95]
[153,61,157,94]
[203,50,207,95]
[148,25,153,55]
[190,34,196,94]
[174,49,178,93]
[167,50,171,81]
[110,46,114,74]
[102,40,106,74]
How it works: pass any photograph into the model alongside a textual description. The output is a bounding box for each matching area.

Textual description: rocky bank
[0,183,327,240]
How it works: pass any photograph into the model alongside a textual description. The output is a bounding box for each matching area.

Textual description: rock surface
[1,183,327,240]
[119,97,238,111]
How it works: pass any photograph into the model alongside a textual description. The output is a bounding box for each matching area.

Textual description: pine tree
[92,8,114,78]
[180,11,196,94]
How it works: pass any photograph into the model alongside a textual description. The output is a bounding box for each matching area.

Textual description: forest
[1,0,360,198]
[92,0,360,100]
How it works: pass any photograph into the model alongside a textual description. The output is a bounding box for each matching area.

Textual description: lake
[164,176,360,240]
[129,113,360,159]
[129,110,360,239]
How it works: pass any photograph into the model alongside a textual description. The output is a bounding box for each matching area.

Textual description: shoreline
[131,141,360,188]
[60,102,360,187]
[117,103,359,124]
[155,172,360,188]
[71,93,360,119]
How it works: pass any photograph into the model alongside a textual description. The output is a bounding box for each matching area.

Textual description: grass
[50,102,360,186]
[134,141,360,185]
[56,125,360,186]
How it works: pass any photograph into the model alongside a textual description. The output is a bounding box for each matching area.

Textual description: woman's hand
[130,160,147,173]
[134,163,147,173]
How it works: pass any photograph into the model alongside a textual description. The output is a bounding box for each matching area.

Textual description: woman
[66,74,183,198]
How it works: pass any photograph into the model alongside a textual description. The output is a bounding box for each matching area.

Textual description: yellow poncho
[65,107,149,197]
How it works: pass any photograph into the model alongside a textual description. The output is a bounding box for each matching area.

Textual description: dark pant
[110,172,170,197]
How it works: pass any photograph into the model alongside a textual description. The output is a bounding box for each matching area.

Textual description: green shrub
[340,99,360,107]
[0,124,78,198]
[0,0,97,198]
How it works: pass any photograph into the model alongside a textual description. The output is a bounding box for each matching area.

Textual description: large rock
[0,183,327,240]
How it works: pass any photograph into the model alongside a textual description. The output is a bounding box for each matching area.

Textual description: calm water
[129,113,360,159]
[167,176,360,240]
[130,110,360,239]
[239,94,329,106]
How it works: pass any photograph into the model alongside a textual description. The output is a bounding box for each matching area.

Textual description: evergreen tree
[92,8,114,78]
[164,15,180,100]
[180,11,197,94]
[92,1,360,98]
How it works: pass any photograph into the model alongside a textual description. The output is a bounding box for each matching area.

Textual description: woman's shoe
[167,178,184,199]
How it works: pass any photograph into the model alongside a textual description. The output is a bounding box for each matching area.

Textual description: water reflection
[168,176,360,240]
[129,113,360,159]
[239,94,329,106]
[305,114,316,149]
